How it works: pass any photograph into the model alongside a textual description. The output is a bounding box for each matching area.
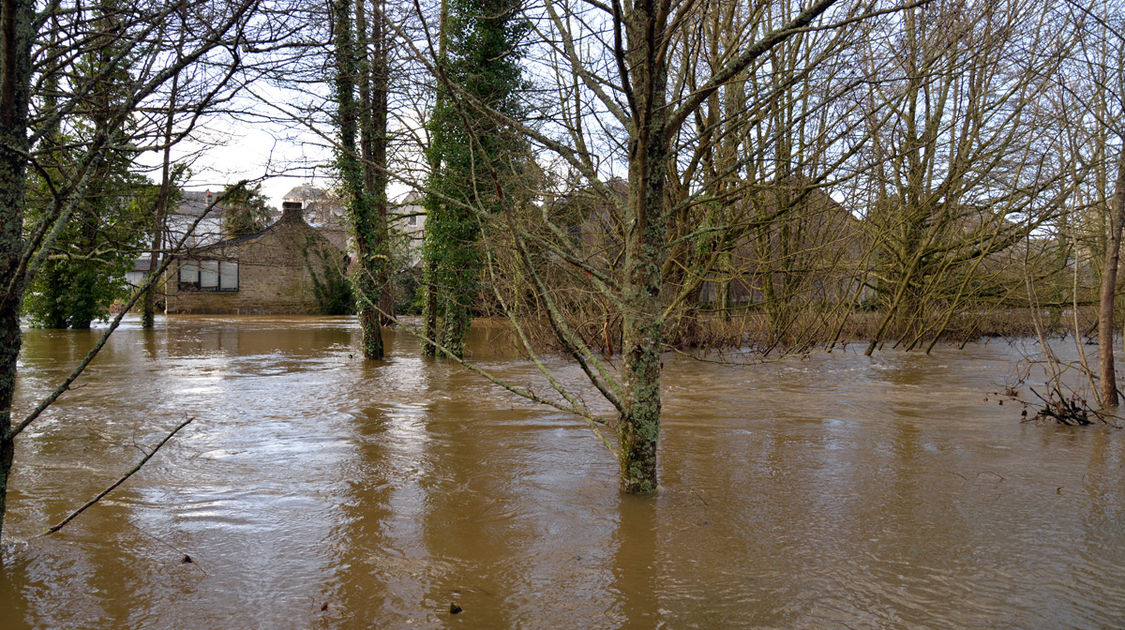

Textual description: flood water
[1,316,1123,628]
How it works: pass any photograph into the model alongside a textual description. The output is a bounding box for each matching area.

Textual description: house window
[179,258,238,292]
[408,214,417,226]
[178,260,199,286]
[219,261,238,290]
[200,260,219,289]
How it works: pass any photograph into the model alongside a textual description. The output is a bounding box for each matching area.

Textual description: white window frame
[178,258,238,292]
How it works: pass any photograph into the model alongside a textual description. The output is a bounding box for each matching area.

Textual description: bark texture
[0,0,34,540]
[618,1,670,494]
[1098,150,1125,406]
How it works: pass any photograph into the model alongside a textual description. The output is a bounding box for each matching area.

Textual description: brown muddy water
[0,316,1123,628]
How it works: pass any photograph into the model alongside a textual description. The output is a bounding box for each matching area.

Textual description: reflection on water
[1,316,1124,627]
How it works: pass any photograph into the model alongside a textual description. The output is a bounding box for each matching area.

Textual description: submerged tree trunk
[608,0,838,493]
[335,0,385,360]
[1098,149,1125,407]
[371,0,394,328]
[355,0,386,360]
[144,47,181,329]
[420,0,447,359]
[422,266,438,357]
[0,0,35,540]
[617,4,670,494]
[423,0,526,359]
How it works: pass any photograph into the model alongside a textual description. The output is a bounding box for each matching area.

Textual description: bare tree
[657,0,873,352]
[1048,0,1125,405]
[850,0,1069,355]
[402,0,903,493]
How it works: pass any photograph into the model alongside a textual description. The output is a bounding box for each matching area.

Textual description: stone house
[697,183,866,307]
[164,201,349,315]
[544,178,864,309]
[393,190,427,267]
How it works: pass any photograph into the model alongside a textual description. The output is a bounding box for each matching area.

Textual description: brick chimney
[281,200,304,223]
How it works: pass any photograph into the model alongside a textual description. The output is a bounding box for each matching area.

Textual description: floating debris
[1028,386,1098,426]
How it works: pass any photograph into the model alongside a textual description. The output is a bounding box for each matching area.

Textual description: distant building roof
[131,254,157,272]
[281,184,348,228]
[398,190,424,205]
[175,190,216,217]
[283,184,329,201]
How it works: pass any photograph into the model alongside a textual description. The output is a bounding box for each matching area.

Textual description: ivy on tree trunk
[334,0,388,360]
[421,0,528,359]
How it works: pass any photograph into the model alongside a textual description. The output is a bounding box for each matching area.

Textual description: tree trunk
[371,0,393,328]
[353,0,384,360]
[0,0,35,540]
[336,0,384,360]
[1098,149,1125,407]
[420,0,447,359]
[144,49,181,329]
[440,291,470,357]
[422,267,438,356]
[618,3,670,494]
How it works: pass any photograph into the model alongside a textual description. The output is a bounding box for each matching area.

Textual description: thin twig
[35,417,194,538]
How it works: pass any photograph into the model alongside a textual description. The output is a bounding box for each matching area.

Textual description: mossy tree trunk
[372,1,394,328]
[420,0,447,359]
[616,1,670,494]
[610,0,840,492]
[0,0,34,541]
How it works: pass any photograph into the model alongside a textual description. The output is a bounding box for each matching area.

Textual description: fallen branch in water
[1025,386,1110,426]
[35,417,194,538]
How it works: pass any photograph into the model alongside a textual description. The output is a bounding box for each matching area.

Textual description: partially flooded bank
[1,316,1122,627]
